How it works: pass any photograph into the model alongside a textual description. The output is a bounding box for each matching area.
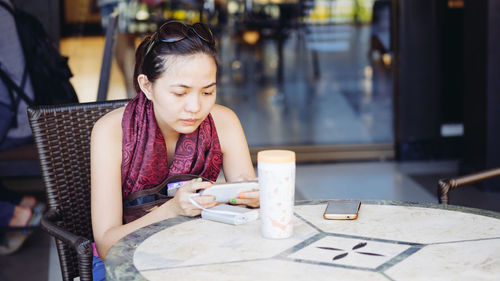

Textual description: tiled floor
[1,31,499,280]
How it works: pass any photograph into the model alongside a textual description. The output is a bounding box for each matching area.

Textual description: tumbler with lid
[258,150,296,239]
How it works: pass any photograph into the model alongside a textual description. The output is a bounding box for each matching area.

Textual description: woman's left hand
[229,190,260,208]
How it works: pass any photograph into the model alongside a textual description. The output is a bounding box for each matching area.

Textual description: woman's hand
[229,190,260,208]
[168,178,217,217]
[228,176,260,208]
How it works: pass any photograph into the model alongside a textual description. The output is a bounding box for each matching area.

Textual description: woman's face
[146,53,217,136]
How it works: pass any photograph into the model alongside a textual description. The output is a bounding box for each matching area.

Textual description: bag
[0,2,79,106]
[0,101,15,143]
[0,63,34,143]
[122,174,212,223]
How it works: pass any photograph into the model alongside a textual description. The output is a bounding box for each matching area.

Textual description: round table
[105,200,500,280]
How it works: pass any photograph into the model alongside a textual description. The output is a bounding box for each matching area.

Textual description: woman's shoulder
[210,104,239,126]
[210,104,245,149]
[92,106,125,139]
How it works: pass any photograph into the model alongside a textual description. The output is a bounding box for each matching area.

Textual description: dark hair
[133,24,217,93]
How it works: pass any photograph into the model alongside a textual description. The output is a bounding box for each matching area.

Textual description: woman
[90,21,258,279]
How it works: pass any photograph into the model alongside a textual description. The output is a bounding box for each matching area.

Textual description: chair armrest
[41,209,92,253]
[438,168,500,204]
[41,209,93,281]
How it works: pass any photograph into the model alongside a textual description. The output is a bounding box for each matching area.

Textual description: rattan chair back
[28,100,128,281]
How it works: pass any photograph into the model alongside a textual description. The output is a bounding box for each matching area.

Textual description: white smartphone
[323,200,361,220]
[199,181,259,203]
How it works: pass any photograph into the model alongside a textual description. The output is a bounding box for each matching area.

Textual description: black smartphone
[323,200,361,220]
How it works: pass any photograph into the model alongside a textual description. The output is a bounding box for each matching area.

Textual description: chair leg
[438,179,450,204]
[76,240,94,281]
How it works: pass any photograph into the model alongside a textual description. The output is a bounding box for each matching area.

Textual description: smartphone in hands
[199,181,259,203]
[323,200,361,220]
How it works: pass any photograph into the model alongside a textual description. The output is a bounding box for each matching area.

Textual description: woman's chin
[174,124,198,135]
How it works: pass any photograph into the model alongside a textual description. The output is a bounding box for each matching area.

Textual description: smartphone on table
[323,200,361,220]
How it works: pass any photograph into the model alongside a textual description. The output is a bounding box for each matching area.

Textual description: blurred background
[1,0,500,280]
[27,0,496,171]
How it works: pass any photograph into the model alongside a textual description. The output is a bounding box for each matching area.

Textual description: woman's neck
[160,127,179,166]
[159,126,179,142]
[152,106,179,141]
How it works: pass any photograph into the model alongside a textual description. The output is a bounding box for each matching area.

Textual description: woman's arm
[90,108,216,259]
[211,105,258,206]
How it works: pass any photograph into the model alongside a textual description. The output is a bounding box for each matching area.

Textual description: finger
[194,195,217,206]
[182,179,212,193]
[202,200,218,209]
[178,179,199,193]
[185,195,216,210]
[229,198,259,205]
[238,191,259,199]
[195,181,213,192]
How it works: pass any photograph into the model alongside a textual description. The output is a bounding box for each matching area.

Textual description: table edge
[105,200,500,280]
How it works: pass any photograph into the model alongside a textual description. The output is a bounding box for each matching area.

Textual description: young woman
[90,21,258,279]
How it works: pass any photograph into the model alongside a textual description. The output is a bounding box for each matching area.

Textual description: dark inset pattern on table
[281,210,424,273]
[317,242,385,261]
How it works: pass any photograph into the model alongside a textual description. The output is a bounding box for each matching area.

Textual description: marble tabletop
[105,200,500,281]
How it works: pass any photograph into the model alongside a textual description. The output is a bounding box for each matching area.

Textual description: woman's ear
[137,74,153,100]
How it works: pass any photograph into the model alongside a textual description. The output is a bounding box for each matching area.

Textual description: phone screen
[323,200,361,220]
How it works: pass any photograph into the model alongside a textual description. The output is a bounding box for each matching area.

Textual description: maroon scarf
[121,93,222,198]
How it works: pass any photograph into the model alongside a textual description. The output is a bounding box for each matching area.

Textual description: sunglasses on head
[145,21,215,58]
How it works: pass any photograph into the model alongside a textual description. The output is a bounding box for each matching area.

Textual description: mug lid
[257,150,295,163]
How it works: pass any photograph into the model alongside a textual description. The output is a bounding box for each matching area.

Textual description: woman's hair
[133,24,217,93]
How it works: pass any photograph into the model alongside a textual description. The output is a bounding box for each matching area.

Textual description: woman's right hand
[167,178,217,217]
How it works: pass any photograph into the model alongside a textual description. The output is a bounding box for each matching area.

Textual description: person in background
[0,0,34,148]
[90,21,259,280]
[0,0,42,255]
[97,0,137,98]
[0,184,42,255]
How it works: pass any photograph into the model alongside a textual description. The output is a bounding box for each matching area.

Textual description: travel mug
[258,150,296,239]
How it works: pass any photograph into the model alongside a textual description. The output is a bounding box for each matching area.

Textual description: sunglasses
[145,21,215,59]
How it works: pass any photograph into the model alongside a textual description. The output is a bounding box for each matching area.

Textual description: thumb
[183,178,212,193]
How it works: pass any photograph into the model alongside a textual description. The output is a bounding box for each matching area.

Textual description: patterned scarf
[121,92,222,197]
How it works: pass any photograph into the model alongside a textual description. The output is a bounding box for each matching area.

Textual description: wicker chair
[438,167,500,204]
[27,100,128,281]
